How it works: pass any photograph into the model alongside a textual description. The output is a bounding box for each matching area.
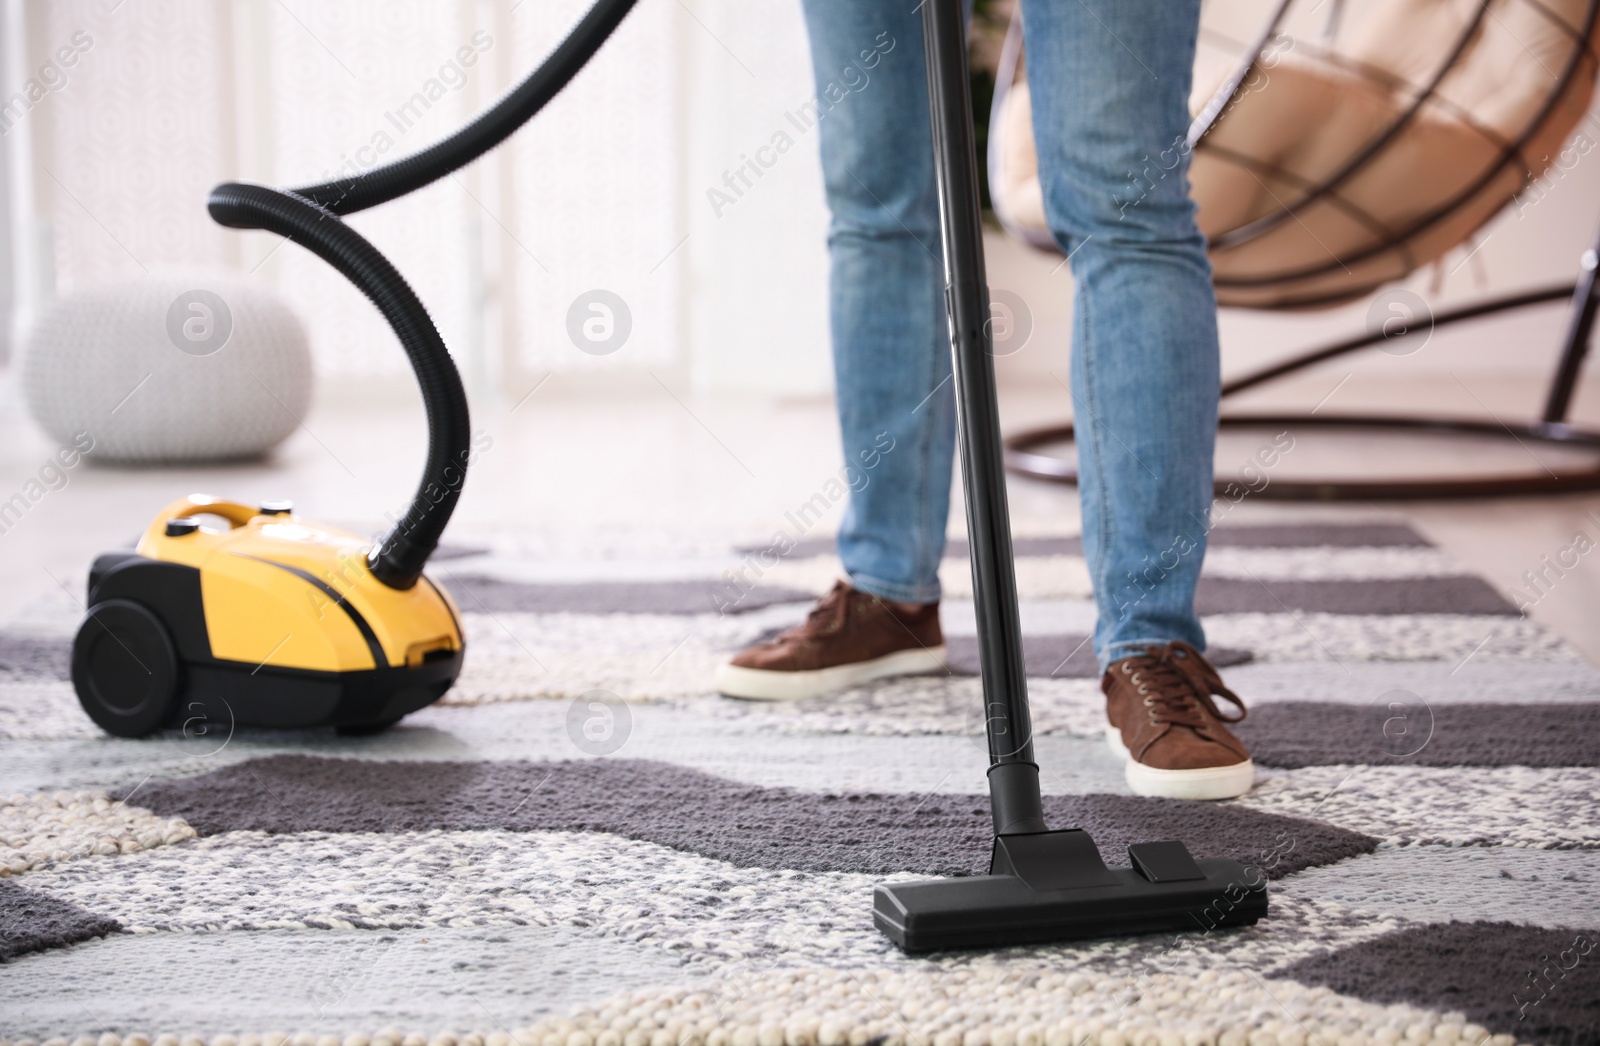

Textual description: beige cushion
[991,0,1600,308]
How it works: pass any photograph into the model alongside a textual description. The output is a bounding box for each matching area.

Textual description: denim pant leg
[1019,0,1219,669]
[799,0,956,605]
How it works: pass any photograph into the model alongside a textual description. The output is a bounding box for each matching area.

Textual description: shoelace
[1119,640,1247,729]
[773,580,853,641]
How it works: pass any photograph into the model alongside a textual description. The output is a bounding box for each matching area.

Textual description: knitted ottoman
[21,275,311,463]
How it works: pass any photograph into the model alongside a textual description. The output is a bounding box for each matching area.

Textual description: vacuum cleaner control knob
[164,517,202,537]
[259,499,294,516]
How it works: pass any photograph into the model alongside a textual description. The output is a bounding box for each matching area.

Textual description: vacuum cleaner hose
[292,0,640,217]
[207,0,640,589]
[208,183,471,589]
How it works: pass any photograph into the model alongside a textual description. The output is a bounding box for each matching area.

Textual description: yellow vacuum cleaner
[74,495,464,737]
[70,0,642,737]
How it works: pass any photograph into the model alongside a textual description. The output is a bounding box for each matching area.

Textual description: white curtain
[14,0,682,392]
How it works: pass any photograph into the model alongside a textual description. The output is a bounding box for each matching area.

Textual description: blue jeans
[799,0,1218,671]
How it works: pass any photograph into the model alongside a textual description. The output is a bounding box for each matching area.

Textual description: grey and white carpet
[2,520,1597,1046]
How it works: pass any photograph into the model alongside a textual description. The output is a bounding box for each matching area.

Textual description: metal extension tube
[922,0,1044,836]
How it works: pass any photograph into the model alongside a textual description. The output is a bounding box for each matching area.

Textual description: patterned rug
[3,519,1598,1046]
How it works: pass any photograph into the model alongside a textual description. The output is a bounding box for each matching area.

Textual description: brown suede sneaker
[715,580,946,700]
[1102,640,1254,800]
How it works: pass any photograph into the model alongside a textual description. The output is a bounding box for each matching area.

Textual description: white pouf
[20,274,311,463]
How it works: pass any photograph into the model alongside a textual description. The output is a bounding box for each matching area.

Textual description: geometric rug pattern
[2,521,1597,1045]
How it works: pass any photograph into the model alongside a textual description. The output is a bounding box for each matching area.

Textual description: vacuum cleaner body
[73,495,463,738]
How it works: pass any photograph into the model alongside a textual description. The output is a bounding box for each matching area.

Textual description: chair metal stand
[1003,246,1600,499]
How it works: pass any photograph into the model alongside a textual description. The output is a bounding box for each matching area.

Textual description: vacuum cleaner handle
[920,0,1047,835]
[154,494,261,530]
[208,0,640,589]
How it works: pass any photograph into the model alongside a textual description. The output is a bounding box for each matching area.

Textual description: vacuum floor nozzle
[873,830,1267,953]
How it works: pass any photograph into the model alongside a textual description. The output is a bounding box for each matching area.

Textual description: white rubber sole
[716,645,947,701]
[1104,725,1255,800]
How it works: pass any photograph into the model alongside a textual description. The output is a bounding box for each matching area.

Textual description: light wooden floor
[2,368,1597,666]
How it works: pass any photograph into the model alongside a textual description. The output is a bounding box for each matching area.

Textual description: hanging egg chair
[993,0,1600,498]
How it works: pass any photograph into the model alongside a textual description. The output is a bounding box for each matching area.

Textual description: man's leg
[1019,0,1252,799]
[1019,0,1217,667]
[800,0,955,604]
[715,1,954,701]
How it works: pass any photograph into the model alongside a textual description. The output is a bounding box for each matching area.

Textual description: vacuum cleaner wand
[871,0,1267,953]
[921,0,1043,841]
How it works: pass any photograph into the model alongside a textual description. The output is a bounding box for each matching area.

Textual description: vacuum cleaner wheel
[72,599,180,738]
